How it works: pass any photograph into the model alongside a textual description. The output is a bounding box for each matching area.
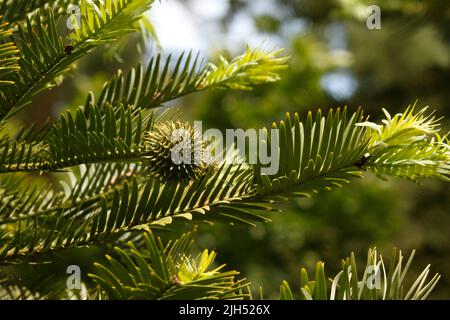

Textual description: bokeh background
[19,0,450,298]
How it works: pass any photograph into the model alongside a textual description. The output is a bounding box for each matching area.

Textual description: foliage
[0,17,19,86]
[0,0,448,300]
[89,230,249,300]
[280,248,440,300]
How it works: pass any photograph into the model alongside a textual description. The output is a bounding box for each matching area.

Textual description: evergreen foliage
[0,0,447,300]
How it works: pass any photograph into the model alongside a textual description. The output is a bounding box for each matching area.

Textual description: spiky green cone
[142,121,211,184]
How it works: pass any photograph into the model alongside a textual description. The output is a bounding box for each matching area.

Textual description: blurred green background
[19,0,450,298]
